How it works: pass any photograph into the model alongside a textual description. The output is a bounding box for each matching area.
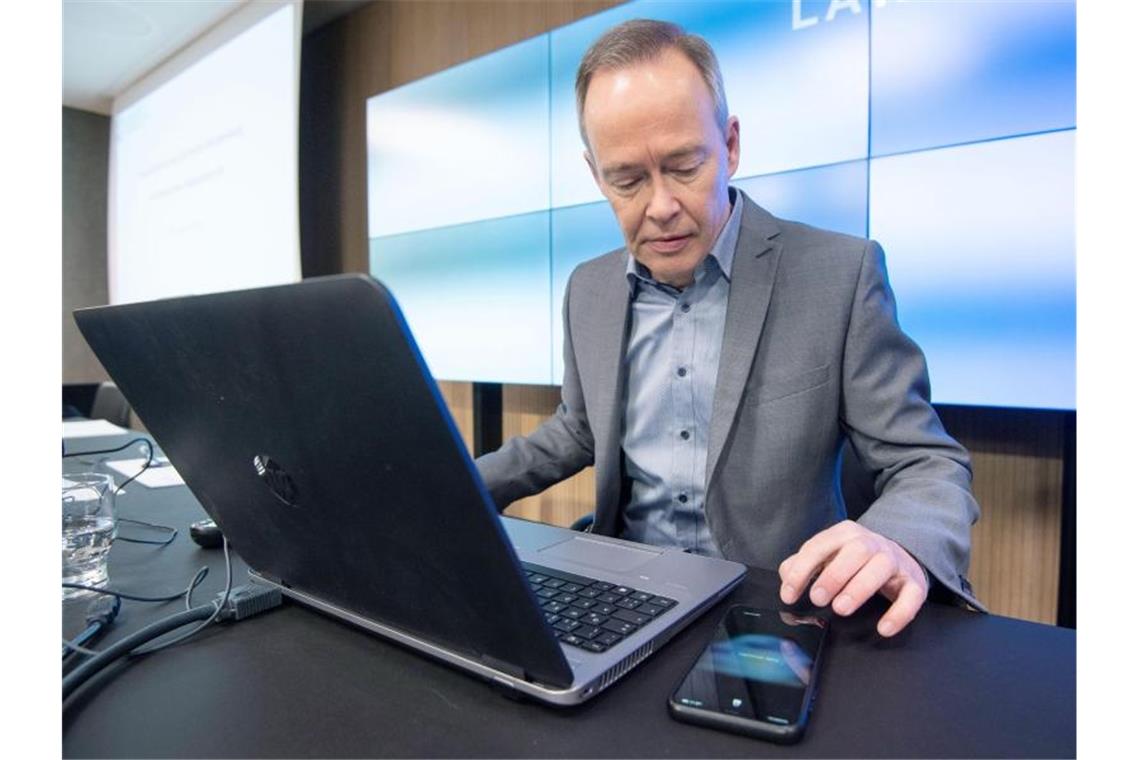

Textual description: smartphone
[668,605,828,744]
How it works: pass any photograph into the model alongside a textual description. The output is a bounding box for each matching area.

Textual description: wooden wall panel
[499,385,596,526]
[337,0,393,274]
[386,1,549,87]
[438,379,475,455]
[939,407,1066,625]
[544,0,618,29]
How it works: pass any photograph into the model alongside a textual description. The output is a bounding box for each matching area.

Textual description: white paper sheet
[105,458,186,489]
[62,419,130,438]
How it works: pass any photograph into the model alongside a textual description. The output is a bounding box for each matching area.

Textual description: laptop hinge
[479,653,526,681]
[250,570,287,588]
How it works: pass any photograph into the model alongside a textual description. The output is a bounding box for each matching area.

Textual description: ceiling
[63,0,369,115]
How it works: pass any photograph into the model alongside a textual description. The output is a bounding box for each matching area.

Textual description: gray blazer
[476,193,982,608]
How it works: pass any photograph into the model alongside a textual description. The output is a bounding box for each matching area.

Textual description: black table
[62,436,1075,758]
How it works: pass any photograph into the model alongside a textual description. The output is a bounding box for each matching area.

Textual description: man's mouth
[645,234,692,254]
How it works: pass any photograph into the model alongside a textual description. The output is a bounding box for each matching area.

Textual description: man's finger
[779,521,858,604]
[876,578,927,637]
[827,550,896,616]
[805,537,875,607]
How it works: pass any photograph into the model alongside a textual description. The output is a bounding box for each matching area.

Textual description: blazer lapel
[705,198,783,486]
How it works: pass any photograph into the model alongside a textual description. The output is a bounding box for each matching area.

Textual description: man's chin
[644,258,703,288]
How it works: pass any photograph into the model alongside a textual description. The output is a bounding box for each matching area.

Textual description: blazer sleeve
[840,240,984,610]
[474,269,595,511]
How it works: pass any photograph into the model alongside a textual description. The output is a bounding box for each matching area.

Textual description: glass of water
[62,473,117,599]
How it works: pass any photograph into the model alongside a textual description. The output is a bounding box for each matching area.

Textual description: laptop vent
[596,641,655,693]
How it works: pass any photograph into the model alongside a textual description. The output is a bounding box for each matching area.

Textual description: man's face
[582,48,740,289]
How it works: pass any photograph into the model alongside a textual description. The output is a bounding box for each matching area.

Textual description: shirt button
[678,493,689,503]
[680,303,691,313]
[680,430,690,440]
[677,367,687,377]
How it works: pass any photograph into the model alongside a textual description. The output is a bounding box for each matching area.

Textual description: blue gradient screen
[366,0,1075,409]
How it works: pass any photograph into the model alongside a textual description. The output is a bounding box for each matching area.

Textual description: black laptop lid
[75,275,573,688]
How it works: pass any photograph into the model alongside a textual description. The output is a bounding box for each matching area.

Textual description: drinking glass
[62,473,117,599]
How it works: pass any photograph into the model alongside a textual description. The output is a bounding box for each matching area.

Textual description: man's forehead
[583,47,720,155]
[585,49,705,110]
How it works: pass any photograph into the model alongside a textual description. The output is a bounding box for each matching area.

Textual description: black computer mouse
[189,518,224,549]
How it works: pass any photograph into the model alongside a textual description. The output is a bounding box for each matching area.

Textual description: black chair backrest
[89,382,132,428]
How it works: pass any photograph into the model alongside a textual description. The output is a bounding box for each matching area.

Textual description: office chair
[62,383,100,419]
[73,380,132,428]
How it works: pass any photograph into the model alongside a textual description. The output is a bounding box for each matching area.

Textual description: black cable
[115,517,179,546]
[132,538,233,655]
[63,567,210,604]
[62,437,151,460]
[64,624,101,657]
[62,437,156,494]
[63,628,102,658]
[63,439,180,544]
[62,538,232,702]
[184,567,210,610]
[112,451,153,494]
[62,605,216,701]
[63,594,122,662]
[60,442,254,703]
[62,563,211,675]
[62,576,283,705]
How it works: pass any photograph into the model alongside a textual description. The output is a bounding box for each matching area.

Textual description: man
[476,19,981,637]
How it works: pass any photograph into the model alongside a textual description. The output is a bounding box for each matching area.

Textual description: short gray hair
[575,19,729,149]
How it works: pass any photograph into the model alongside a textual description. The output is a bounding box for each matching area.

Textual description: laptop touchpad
[537,536,660,573]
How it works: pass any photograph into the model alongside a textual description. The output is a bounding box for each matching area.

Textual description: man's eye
[673,166,699,178]
[613,178,641,192]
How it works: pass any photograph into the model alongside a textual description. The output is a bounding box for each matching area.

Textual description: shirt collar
[626,186,743,296]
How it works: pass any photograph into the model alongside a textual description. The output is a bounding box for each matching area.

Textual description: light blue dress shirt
[620,188,743,556]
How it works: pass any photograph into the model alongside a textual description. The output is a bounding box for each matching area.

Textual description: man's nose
[645,179,681,226]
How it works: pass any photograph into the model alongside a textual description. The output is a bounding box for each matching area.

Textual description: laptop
[75,274,746,705]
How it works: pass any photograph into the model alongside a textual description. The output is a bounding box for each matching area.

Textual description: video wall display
[367,0,1075,409]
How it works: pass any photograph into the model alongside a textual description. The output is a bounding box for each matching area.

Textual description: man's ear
[724,115,741,178]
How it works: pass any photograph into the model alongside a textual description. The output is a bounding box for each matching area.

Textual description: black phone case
[666,605,827,744]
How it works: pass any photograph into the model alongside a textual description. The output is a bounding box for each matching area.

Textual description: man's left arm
[780,240,982,635]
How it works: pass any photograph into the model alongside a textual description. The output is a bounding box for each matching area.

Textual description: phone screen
[671,606,827,728]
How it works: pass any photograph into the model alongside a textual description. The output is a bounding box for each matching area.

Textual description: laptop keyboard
[522,562,677,653]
